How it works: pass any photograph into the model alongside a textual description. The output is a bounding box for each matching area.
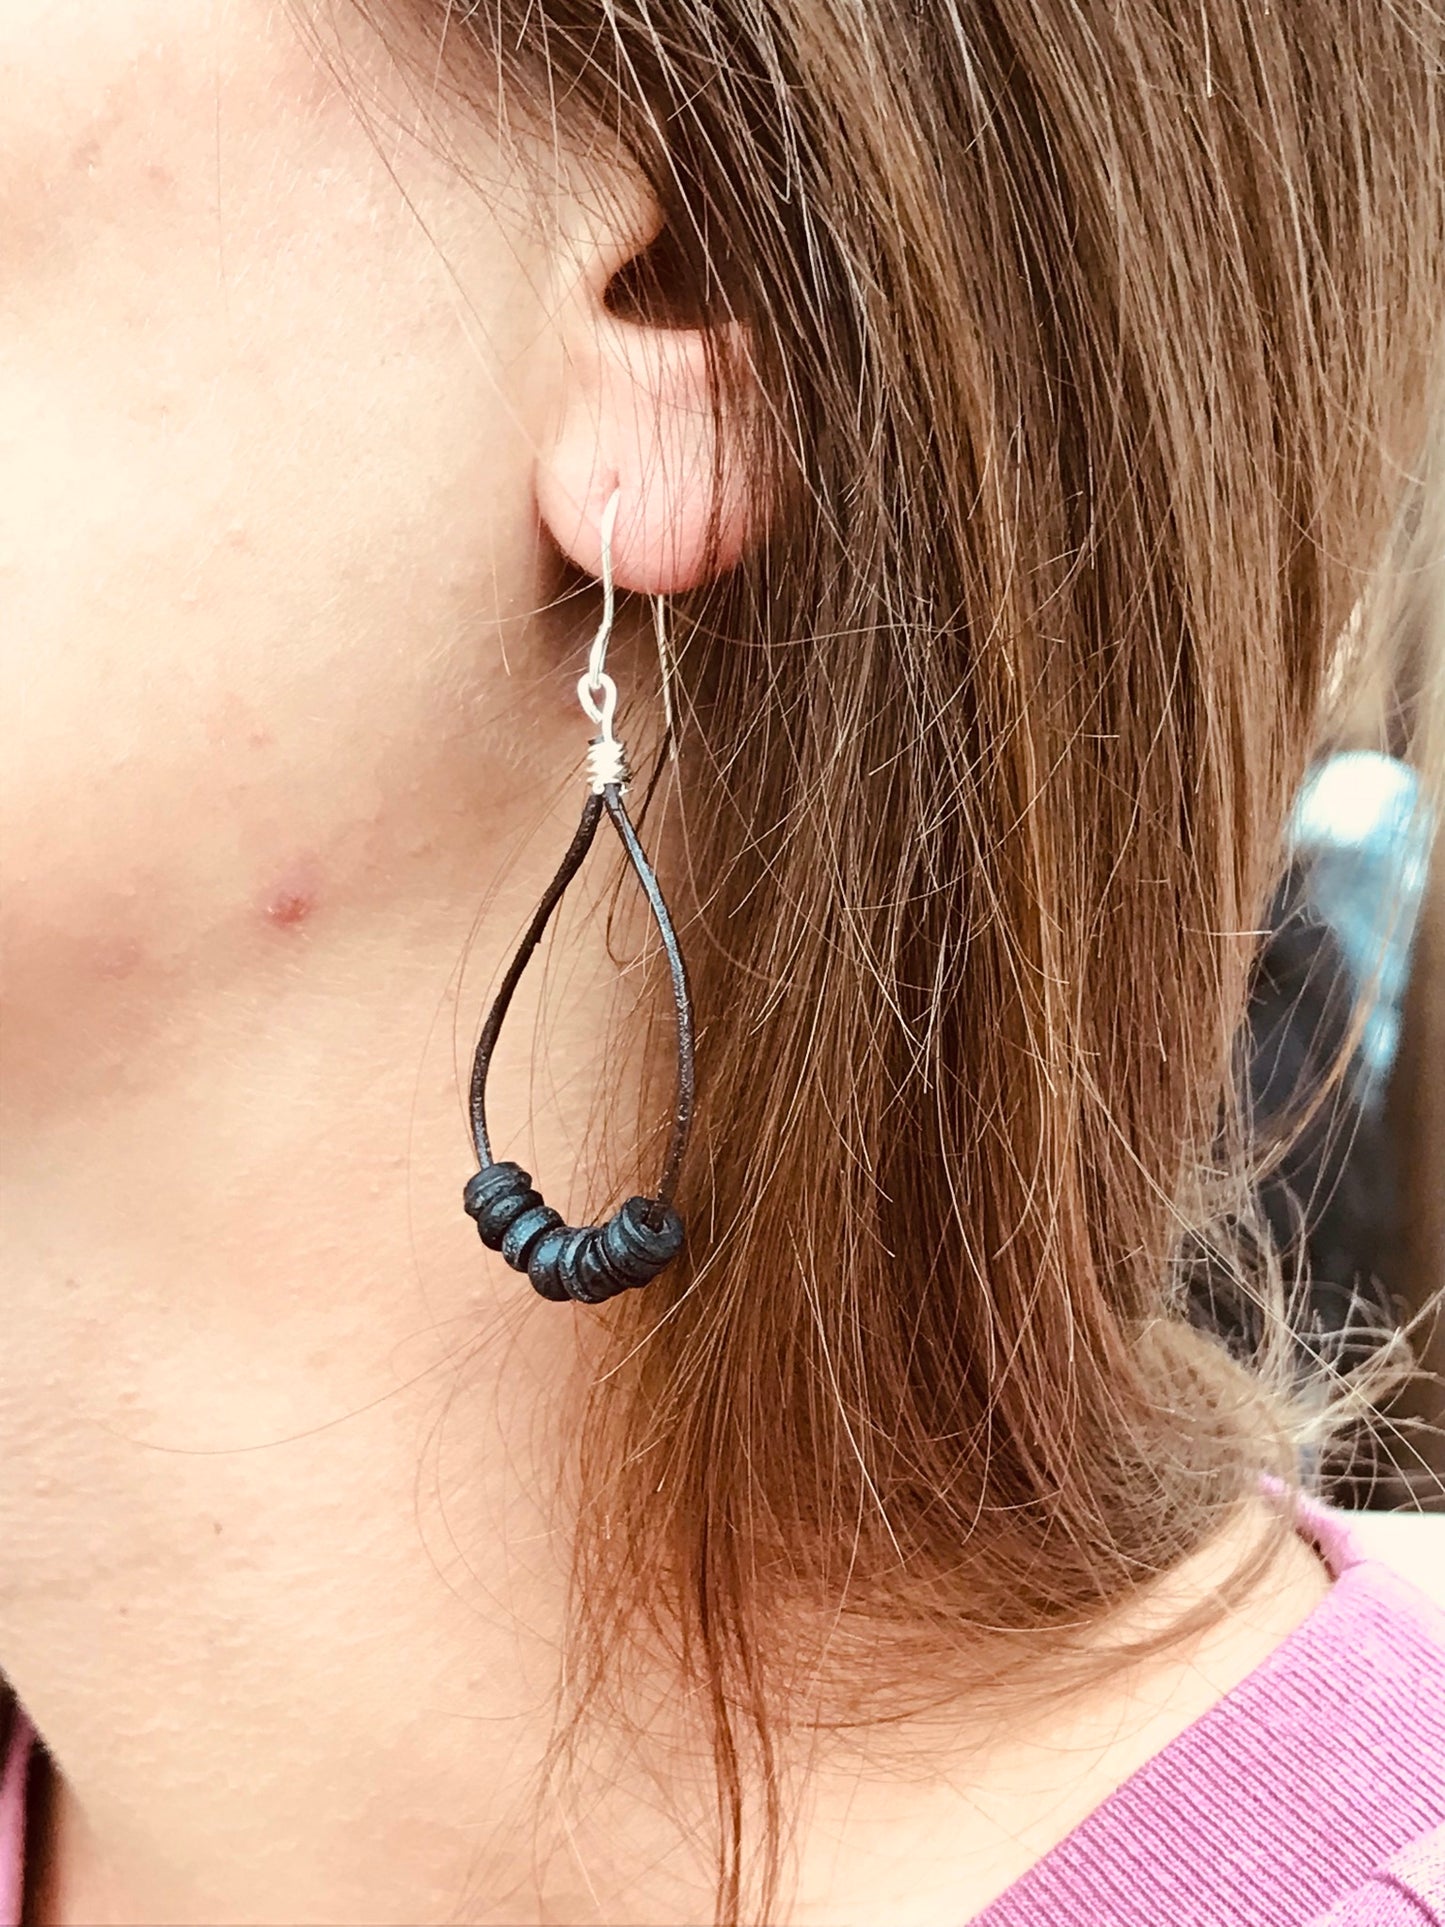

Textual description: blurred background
[1220,435,1444,1510]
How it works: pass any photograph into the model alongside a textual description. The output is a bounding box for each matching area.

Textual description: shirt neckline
[967,1495,1445,1926]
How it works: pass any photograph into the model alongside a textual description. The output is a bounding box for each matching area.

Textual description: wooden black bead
[553,1226,598,1304]
[501,1202,564,1270]
[462,1162,541,1250]
[524,1224,576,1302]
[463,1160,529,1215]
[574,1229,618,1304]
[602,1196,685,1286]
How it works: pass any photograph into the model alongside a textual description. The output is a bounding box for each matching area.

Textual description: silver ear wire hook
[578,490,626,789]
[654,593,679,762]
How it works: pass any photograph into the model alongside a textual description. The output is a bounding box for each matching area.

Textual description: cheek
[0,2,553,1115]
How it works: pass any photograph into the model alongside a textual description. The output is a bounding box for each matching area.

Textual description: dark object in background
[1190,868,1397,1388]
[1247,868,1401,1352]
[1190,853,1425,1506]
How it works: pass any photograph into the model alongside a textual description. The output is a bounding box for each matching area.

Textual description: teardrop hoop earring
[462,491,696,1305]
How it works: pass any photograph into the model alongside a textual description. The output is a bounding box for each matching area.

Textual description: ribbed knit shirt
[1,1501,1442,1925]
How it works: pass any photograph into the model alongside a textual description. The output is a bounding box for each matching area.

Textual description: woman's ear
[534,176,753,594]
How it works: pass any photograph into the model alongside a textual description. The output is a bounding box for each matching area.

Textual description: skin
[0,4,1398,1922]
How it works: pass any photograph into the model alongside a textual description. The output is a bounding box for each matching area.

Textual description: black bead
[602,1196,685,1287]
[501,1202,564,1270]
[549,1226,609,1304]
[576,1231,623,1304]
[463,1161,530,1216]
[463,1163,541,1249]
[524,1224,575,1302]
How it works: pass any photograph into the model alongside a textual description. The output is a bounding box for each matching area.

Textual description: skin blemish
[262,855,322,931]
[95,935,144,980]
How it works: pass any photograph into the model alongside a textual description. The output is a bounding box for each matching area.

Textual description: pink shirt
[1,1500,1442,1924]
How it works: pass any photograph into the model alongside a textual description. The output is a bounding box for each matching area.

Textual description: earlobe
[535,313,752,595]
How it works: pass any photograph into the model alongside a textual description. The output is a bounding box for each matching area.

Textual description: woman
[1,1,1442,1921]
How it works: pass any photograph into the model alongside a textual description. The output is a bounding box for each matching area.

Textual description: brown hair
[336,1,1442,1914]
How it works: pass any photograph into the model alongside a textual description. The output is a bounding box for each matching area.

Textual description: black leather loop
[463,777,694,1303]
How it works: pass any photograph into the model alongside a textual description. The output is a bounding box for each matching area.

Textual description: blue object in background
[1288,751,1435,1105]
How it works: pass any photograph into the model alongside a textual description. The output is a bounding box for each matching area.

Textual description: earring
[462,491,696,1305]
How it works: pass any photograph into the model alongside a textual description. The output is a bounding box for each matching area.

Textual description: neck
[19,1489,1331,1926]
